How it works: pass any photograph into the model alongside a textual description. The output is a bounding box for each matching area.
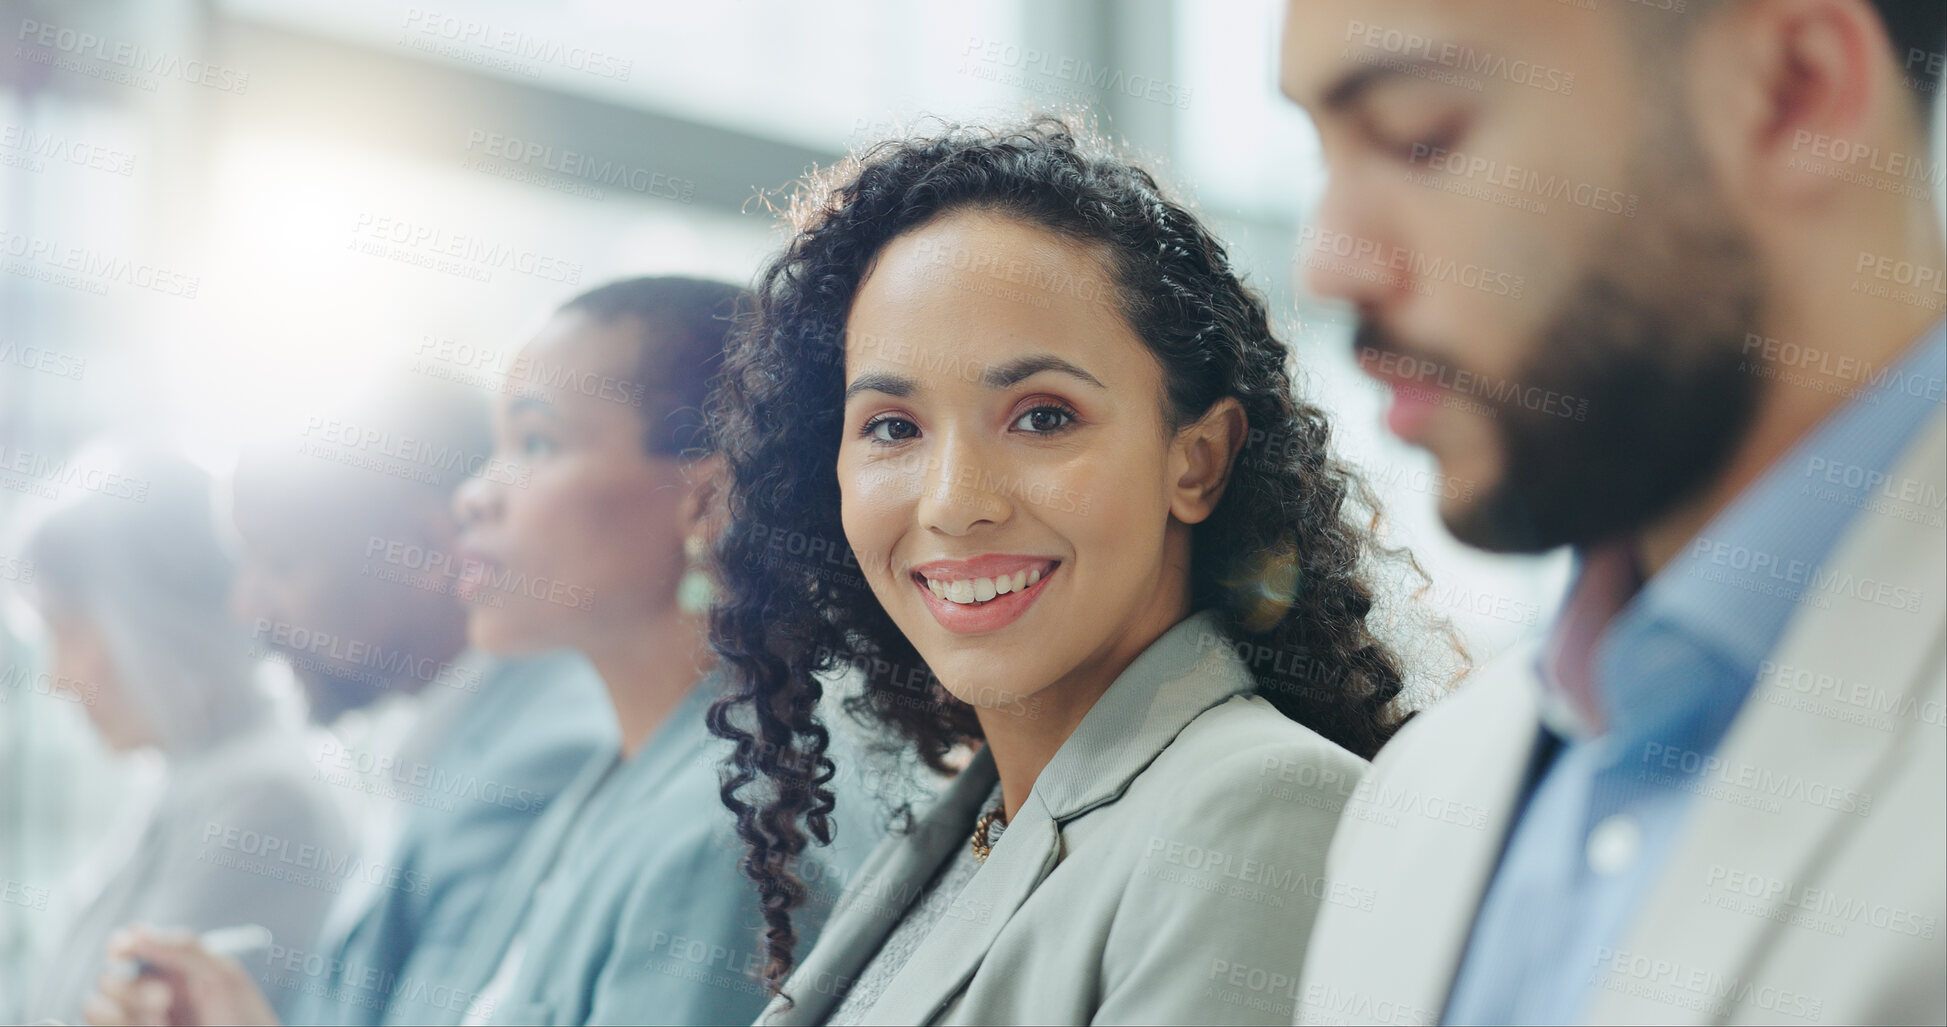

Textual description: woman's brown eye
[1013,406,1074,433]
[864,416,919,443]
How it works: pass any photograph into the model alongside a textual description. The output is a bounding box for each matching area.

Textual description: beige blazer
[759,608,1370,1026]
[1296,407,1946,1026]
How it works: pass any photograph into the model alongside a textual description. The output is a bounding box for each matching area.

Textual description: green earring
[679,535,715,615]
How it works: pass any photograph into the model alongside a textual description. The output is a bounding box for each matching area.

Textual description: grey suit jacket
[759,609,1370,1026]
[1296,407,1947,1025]
[25,727,353,1025]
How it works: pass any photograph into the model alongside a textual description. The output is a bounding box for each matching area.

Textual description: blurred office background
[20,0,1936,1001]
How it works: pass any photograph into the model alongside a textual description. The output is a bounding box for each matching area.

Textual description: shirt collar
[1536,543,1641,737]
[1539,317,1947,738]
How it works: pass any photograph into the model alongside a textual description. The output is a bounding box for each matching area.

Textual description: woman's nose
[912,431,1011,537]
[452,470,502,529]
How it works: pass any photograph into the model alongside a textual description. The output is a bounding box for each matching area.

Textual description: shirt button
[1587,814,1642,876]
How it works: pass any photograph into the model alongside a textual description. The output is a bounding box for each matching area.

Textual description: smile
[916,562,1053,605]
[908,557,1062,634]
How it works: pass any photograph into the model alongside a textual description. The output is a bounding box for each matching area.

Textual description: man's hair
[1648,1,1941,122]
[1873,1,1944,113]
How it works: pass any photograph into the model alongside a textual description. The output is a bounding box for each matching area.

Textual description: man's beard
[1359,143,1767,554]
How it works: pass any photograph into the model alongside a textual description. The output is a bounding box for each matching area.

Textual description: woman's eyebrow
[843,370,915,403]
[980,354,1105,390]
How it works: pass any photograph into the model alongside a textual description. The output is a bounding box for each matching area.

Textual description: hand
[80,926,281,1027]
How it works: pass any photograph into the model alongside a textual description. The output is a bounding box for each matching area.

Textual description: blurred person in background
[92,276,886,1026]
[1282,0,1945,1022]
[14,448,349,1025]
[84,382,615,1024]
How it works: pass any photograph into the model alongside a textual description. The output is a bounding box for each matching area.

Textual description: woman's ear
[1168,397,1248,526]
[678,453,729,548]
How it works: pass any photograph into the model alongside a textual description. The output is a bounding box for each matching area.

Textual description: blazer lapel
[1587,407,1947,1024]
[859,610,1260,1024]
[761,750,1001,1025]
[1313,651,1548,1024]
[866,784,1061,1026]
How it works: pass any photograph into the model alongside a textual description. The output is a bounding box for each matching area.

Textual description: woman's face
[452,312,696,655]
[44,610,153,751]
[838,210,1208,718]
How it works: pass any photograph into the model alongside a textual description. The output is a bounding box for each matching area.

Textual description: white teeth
[923,565,1051,605]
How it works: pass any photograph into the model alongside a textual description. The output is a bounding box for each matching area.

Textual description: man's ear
[1168,397,1248,526]
[678,453,728,547]
[1693,0,1898,209]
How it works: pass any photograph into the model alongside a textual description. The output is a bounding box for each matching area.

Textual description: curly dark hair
[705,117,1452,996]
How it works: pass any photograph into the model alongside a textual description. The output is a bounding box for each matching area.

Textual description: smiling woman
[706,118,1457,1025]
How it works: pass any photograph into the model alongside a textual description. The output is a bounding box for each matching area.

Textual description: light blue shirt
[1443,319,1946,1025]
